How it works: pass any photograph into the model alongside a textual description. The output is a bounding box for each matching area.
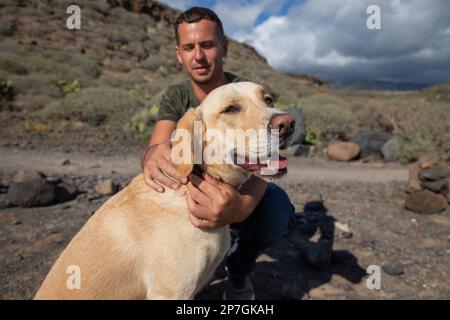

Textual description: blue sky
[160,0,450,84]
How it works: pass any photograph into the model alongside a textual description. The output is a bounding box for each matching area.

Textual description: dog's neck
[193,164,252,189]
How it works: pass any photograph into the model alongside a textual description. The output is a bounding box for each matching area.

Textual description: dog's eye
[263,94,273,105]
[223,105,240,113]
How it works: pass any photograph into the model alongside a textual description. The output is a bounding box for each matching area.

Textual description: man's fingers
[150,167,180,190]
[187,211,211,228]
[159,159,188,185]
[143,173,165,193]
[186,181,211,205]
[189,173,221,198]
[186,191,210,220]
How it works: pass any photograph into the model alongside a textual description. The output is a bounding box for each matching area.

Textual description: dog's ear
[171,108,203,177]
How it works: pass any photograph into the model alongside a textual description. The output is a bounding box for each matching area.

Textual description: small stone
[8,177,55,207]
[13,220,22,225]
[405,190,448,214]
[418,152,441,169]
[383,263,405,276]
[405,163,422,193]
[13,170,45,183]
[95,179,117,196]
[421,179,448,195]
[62,159,71,166]
[343,232,353,239]
[54,183,79,203]
[326,142,360,162]
[381,137,400,162]
[362,233,376,248]
[418,165,450,182]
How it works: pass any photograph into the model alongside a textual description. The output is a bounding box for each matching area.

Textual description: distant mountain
[331,79,431,91]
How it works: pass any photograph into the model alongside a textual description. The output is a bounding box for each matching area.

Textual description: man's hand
[186,173,268,228]
[141,141,188,193]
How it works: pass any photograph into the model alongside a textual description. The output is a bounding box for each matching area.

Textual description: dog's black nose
[270,113,296,138]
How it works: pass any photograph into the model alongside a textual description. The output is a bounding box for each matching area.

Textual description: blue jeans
[226,183,295,281]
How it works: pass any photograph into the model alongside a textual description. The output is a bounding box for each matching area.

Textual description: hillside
[0,0,449,162]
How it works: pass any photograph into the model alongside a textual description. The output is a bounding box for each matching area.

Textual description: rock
[351,130,393,159]
[13,170,45,183]
[8,177,55,207]
[382,263,405,276]
[326,142,360,162]
[405,190,448,214]
[0,179,9,193]
[95,179,117,196]
[0,194,12,209]
[418,165,450,182]
[308,284,343,299]
[405,163,422,193]
[46,176,62,184]
[362,233,376,249]
[62,159,71,166]
[285,107,307,145]
[54,183,79,203]
[381,137,400,162]
[418,152,441,169]
[421,179,449,195]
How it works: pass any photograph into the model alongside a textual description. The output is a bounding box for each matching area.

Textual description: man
[140,7,295,300]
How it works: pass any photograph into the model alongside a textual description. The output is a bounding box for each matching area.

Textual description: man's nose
[270,113,296,137]
[194,45,205,61]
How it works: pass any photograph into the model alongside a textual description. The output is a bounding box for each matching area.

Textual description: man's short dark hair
[174,7,225,44]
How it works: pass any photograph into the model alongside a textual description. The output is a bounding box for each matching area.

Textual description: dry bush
[381,98,450,162]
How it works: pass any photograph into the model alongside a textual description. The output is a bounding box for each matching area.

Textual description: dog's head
[171,82,295,187]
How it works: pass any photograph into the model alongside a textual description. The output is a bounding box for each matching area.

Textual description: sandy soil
[0,147,449,300]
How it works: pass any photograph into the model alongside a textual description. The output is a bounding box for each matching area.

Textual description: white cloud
[212,0,283,37]
[234,0,450,83]
[159,0,450,84]
[157,0,196,11]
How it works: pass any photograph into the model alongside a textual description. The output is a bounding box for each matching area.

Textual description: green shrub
[296,94,357,142]
[397,136,434,164]
[382,99,450,162]
[56,80,82,96]
[0,79,14,102]
[39,88,145,131]
[0,52,29,75]
[140,55,167,72]
[11,73,62,98]
[129,104,158,136]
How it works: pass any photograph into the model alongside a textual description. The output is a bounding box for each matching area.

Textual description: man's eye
[202,42,214,49]
[223,105,240,113]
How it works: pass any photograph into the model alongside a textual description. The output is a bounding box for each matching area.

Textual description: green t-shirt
[156,72,246,122]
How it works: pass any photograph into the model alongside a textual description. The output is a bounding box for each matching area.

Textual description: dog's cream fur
[34,82,284,300]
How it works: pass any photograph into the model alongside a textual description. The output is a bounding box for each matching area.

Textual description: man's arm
[141,120,188,192]
[140,120,176,168]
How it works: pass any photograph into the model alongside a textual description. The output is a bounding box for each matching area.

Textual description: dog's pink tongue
[278,157,288,169]
[271,156,288,170]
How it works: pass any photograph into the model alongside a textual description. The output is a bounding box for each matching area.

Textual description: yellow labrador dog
[35,82,293,300]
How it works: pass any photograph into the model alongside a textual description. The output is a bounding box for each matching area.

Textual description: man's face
[176,19,228,84]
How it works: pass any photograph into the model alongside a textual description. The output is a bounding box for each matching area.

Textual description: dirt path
[0,147,408,183]
[2,147,449,300]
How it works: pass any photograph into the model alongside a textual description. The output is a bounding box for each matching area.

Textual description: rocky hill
[0,0,449,162]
